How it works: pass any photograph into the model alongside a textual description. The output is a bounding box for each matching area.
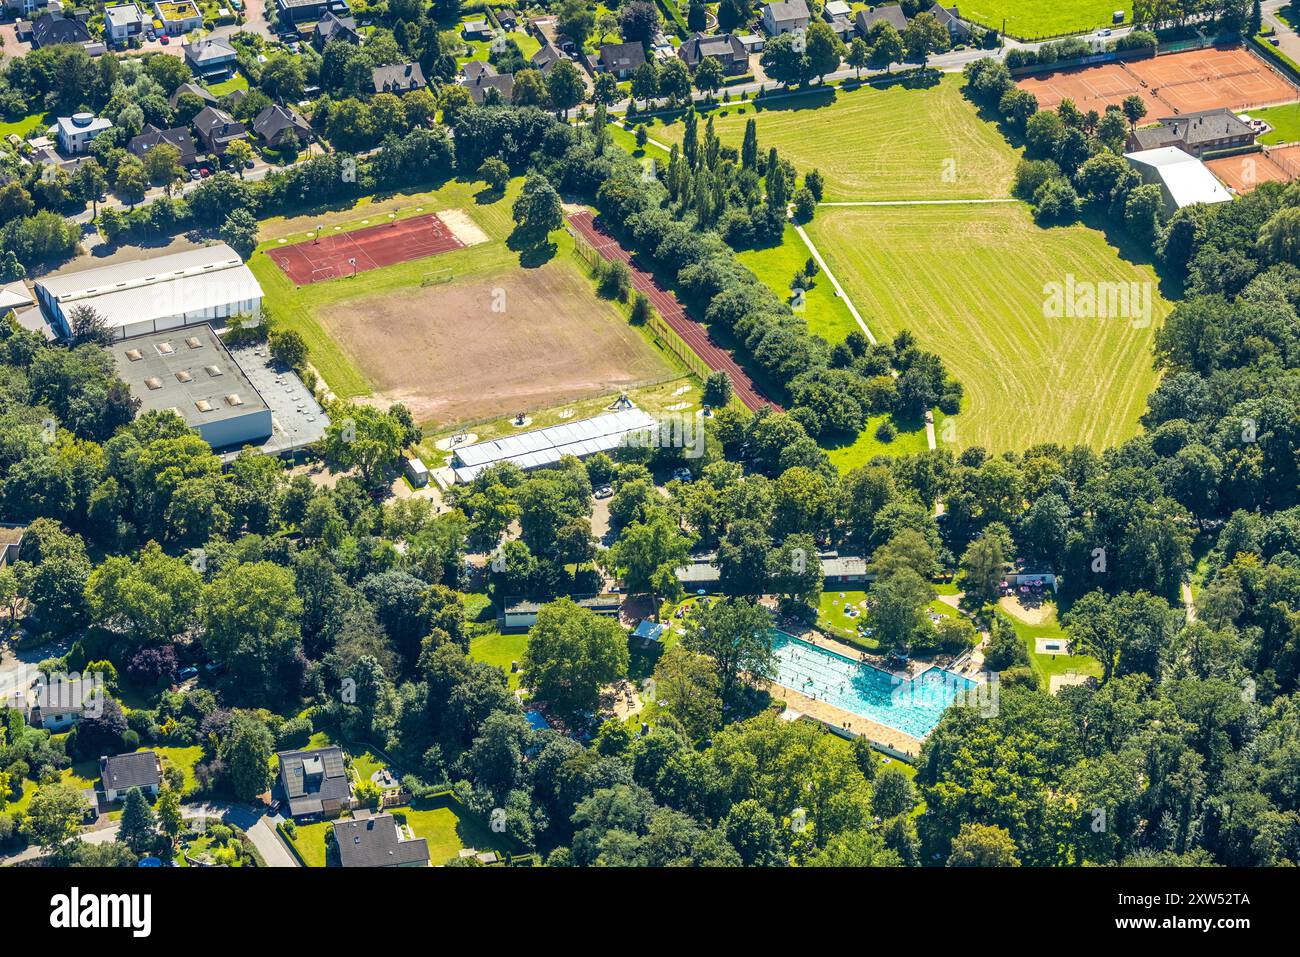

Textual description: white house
[55,113,112,155]
[100,751,162,802]
[104,3,144,42]
[762,0,810,35]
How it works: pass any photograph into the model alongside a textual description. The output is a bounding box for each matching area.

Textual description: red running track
[267,213,464,285]
[567,211,780,413]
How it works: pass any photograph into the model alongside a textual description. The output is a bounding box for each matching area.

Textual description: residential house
[152,0,203,36]
[277,746,353,818]
[927,3,972,41]
[761,0,809,35]
[29,11,92,48]
[530,40,565,76]
[252,103,312,149]
[462,18,492,40]
[462,59,496,84]
[1127,108,1256,157]
[100,750,162,802]
[169,81,218,110]
[496,8,520,30]
[855,3,908,36]
[104,3,144,43]
[333,811,430,867]
[55,113,112,155]
[274,0,346,22]
[372,61,425,94]
[465,71,514,105]
[28,673,101,731]
[192,106,246,155]
[597,41,647,80]
[128,124,198,166]
[184,36,239,76]
[677,32,750,74]
[821,0,854,39]
[312,11,360,49]
[3,0,54,20]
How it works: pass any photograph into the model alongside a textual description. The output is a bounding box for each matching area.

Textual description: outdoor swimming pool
[771,631,978,739]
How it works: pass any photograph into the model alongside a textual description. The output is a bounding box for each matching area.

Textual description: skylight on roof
[144,377,163,390]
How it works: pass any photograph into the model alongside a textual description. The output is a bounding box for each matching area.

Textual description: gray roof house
[761,0,810,35]
[597,41,647,79]
[531,40,566,76]
[169,81,217,109]
[277,746,353,818]
[821,0,854,38]
[1127,108,1256,157]
[252,103,312,149]
[855,4,908,36]
[677,33,749,74]
[312,11,360,49]
[128,124,198,167]
[100,750,162,801]
[183,36,238,76]
[192,106,246,155]
[372,61,426,93]
[462,59,496,83]
[465,71,514,105]
[333,811,430,867]
[927,3,972,39]
[30,11,92,48]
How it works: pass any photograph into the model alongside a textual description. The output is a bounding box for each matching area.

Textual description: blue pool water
[771,631,977,739]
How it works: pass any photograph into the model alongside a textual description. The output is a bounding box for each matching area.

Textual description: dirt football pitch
[312,262,674,427]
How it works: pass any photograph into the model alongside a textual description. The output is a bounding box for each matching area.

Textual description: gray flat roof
[109,325,269,429]
[225,342,330,458]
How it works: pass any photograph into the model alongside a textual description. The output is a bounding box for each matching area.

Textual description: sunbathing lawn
[284,819,334,867]
[148,745,203,796]
[469,630,529,691]
[1002,603,1102,684]
[1250,101,1300,145]
[393,793,516,865]
[737,224,860,345]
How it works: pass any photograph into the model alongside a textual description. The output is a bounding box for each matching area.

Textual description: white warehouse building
[34,243,263,341]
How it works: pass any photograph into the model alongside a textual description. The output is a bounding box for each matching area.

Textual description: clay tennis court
[267,213,464,285]
[1207,144,1300,193]
[1017,46,1300,119]
[567,211,781,413]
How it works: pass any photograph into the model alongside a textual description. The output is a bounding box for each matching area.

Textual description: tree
[522,598,629,728]
[870,765,916,818]
[723,799,786,865]
[201,561,302,703]
[868,23,904,73]
[870,567,934,651]
[948,823,1021,866]
[703,370,733,408]
[142,142,184,195]
[322,403,406,489]
[657,57,692,104]
[607,509,694,599]
[592,71,619,106]
[270,328,308,371]
[118,787,157,854]
[693,57,724,100]
[630,62,659,107]
[219,713,276,801]
[902,11,949,60]
[547,58,586,118]
[219,208,260,259]
[1122,93,1147,128]
[620,0,661,44]
[683,597,774,704]
[651,644,723,740]
[804,21,844,83]
[72,161,108,218]
[512,68,550,108]
[760,32,808,87]
[113,157,149,207]
[511,172,563,244]
[479,156,510,194]
[846,37,869,78]
[961,526,1011,603]
[225,138,254,177]
[84,541,202,644]
[791,186,816,222]
[558,0,596,48]
[67,304,112,345]
[26,783,87,856]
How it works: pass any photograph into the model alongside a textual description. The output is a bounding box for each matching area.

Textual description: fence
[1267,145,1300,179]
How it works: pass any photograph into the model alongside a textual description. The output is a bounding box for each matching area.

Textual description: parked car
[189,168,201,180]
[199,167,211,177]
[244,158,255,169]
[178,666,198,681]
[672,467,693,483]
[594,484,613,499]
[204,662,226,676]
[159,34,169,44]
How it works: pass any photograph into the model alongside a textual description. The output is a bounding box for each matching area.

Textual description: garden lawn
[148,745,203,796]
[284,819,333,867]
[959,0,1132,38]
[393,793,516,865]
[822,411,931,472]
[1003,604,1103,685]
[649,74,1020,201]
[469,629,529,691]
[1250,101,1300,145]
[805,202,1169,453]
[817,590,879,650]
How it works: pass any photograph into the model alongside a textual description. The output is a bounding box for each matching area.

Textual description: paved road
[1262,0,1300,65]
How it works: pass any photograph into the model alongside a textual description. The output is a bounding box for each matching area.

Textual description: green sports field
[1249,101,1300,145]
[804,203,1169,453]
[648,75,1021,201]
[960,1,1132,38]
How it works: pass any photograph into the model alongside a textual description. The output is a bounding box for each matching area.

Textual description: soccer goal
[421,269,454,286]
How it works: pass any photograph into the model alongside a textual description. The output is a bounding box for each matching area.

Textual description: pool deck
[776,683,925,758]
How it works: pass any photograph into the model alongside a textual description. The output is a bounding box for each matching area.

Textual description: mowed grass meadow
[805,203,1169,453]
[649,74,1021,201]
[959,0,1132,38]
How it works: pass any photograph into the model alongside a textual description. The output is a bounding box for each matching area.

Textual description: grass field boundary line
[817,199,1021,206]
[792,221,876,345]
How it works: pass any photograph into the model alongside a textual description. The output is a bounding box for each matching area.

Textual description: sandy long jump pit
[1016,46,1300,118]
[268,211,487,285]
[316,262,674,427]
